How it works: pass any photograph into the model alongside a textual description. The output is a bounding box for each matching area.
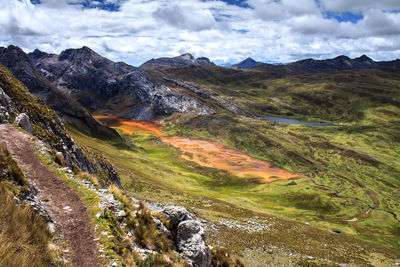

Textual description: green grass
[68,116,400,265]
[64,65,400,264]
[166,66,400,123]
[162,111,400,246]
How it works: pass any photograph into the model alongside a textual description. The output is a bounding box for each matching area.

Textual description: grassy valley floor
[68,113,400,266]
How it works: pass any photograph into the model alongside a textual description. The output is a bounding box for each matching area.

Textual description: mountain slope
[29,47,215,119]
[166,63,400,122]
[140,53,215,70]
[0,45,120,139]
[0,63,121,187]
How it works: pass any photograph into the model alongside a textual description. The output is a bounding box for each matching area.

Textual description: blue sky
[1,0,400,65]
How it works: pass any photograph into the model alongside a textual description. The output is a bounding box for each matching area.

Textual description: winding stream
[259,116,335,126]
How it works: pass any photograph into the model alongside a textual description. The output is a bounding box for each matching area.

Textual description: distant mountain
[29,47,215,119]
[232,57,263,70]
[255,55,400,74]
[140,53,215,70]
[0,45,120,139]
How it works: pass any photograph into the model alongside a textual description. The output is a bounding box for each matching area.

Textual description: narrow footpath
[0,124,100,267]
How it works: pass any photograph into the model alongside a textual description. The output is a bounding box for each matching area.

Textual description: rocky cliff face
[0,64,121,188]
[140,53,215,70]
[0,45,120,139]
[29,47,215,119]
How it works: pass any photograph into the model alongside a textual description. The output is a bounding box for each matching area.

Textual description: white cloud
[153,3,220,31]
[320,0,400,13]
[0,0,399,66]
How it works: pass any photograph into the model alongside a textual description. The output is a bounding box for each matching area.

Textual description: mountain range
[232,54,400,73]
[2,44,400,125]
[28,47,215,120]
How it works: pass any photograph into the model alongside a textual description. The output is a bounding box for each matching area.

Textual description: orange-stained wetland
[94,115,299,183]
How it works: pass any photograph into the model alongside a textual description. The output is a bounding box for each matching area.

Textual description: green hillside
[161,66,400,247]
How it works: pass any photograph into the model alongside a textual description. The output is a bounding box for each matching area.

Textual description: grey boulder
[15,113,32,133]
[177,220,211,267]
[162,206,211,267]
[163,206,192,228]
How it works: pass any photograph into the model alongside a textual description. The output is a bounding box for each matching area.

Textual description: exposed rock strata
[29,47,215,119]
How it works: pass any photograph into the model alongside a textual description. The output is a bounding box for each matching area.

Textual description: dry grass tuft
[0,185,53,267]
[210,247,245,267]
[79,171,101,188]
[0,143,26,185]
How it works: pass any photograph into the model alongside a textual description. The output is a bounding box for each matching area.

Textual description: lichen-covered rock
[15,113,32,133]
[0,86,13,123]
[163,206,192,228]
[177,220,211,267]
[162,206,211,267]
[0,86,12,109]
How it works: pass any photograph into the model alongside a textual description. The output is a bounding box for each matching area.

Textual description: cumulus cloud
[153,3,219,31]
[0,0,399,66]
[247,0,319,20]
[320,0,400,13]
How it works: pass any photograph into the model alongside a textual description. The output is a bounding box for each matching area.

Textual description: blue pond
[259,116,335,126]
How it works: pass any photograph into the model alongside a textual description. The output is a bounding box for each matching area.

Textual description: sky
[0,0,400,66]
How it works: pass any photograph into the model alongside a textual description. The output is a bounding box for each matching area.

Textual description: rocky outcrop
[0,86,13,123]
[163,78,255,117]
[140,53,215,70]
[162,206,211,267]
[29,47,215,119]
[15,113,32,133]
[0,45,121,140]
[177,220,211,267]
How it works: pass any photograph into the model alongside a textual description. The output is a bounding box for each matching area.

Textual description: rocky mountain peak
[0,45,37,76]
[176,53,195,61]
[29,49,50,61]
[243,57,257,64]
[355,54,373,62]
[232,57,263,70]
[334,55,351,61]
[140,53,215,69]
[58,46,101,62]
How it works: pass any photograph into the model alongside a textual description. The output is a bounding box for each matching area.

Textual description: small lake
[259,116,335,126]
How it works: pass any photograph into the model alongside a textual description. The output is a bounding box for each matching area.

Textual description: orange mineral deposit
[94,115,298,183]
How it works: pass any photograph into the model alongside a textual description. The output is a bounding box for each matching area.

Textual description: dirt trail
[0,124,100,267]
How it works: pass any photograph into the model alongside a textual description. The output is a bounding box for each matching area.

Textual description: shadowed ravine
[94,115,299,183]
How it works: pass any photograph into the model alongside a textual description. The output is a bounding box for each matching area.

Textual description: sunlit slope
[166,66,400,122]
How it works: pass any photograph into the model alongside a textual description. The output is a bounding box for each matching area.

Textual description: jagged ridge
[29,47,215,119]
[0,45,121,140]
